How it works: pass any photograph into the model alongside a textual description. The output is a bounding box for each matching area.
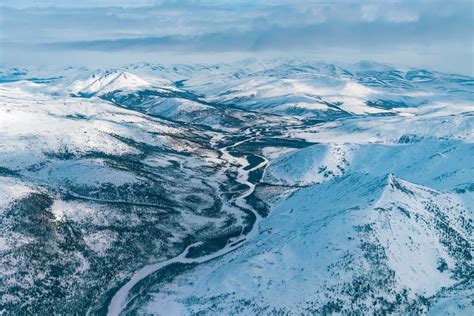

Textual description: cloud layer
[1,0,473,74]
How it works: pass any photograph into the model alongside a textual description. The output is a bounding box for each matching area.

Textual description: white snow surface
[1,60,473,314]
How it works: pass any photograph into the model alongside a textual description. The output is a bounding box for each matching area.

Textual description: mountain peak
[69,70,151,96]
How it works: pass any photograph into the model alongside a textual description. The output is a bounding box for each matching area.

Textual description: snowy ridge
[265,140,474,190]
[264,143,355,185]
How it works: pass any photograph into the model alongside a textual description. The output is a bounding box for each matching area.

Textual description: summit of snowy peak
[68,70,152,96]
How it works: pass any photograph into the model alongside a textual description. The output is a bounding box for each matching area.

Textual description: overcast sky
[1,0,473,74]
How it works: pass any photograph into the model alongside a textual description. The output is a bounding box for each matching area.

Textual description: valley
[0,59,472,315]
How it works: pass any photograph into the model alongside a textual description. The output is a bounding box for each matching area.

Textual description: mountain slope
[136,173,472,315]
[0,80,256,314]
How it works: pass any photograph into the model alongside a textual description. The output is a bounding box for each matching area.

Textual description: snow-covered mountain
[0,59,472,315]
[128,118,473,315]
[112,59,473,118]
[139,174,471,315]
[68,70,153,96]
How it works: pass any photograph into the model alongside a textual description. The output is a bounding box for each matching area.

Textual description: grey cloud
[43,10,471,52]
[1,0,473,74]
